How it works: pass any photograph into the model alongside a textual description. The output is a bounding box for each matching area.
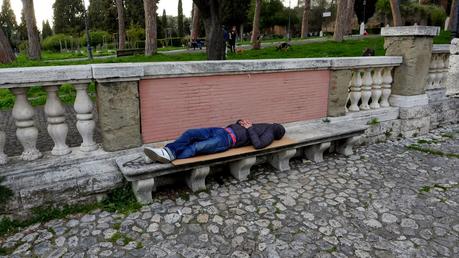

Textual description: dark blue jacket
[227,122,285,149]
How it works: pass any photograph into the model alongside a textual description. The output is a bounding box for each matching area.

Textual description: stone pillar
[96,80,142,151]
[382,26,440,137]
[327,70,352,117]
[446,38,459,97]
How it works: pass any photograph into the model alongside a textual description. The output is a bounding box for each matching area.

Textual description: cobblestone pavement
[0,106,102,157]
[1,124,458,258]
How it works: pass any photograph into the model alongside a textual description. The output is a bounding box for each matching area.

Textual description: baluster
[426,56,435,90]
[0,130,7,165]
[360,68,372,110]
[348,70,362,112]
[370,68,383,109]
[74,83,97,152]
[432,55,441,89]
[440,54,449,88]
[380,67,393,108]
[45,86,71,155]
[11,88,42,161]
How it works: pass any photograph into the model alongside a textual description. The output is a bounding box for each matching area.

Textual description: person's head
[272,123,285,140]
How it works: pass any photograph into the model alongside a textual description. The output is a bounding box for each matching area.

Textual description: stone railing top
[432,44,450,54]
[0,56,403,87]
[381,26,440,37]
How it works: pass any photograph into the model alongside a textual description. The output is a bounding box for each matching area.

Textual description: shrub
[80,31,112,48]
[42,34,79,52]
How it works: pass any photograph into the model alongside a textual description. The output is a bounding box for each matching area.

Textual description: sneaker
[144,147,172,164]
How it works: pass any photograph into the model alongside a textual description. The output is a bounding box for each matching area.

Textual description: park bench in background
[116,48,144,57]
[116,121,367,204]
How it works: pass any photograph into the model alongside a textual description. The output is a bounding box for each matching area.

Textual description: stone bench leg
[132,178,156,204]
[186,166,210,192]
[269,149,297,172]
[336,136,360,156]
[230,157,257,181]
[304,142,331,163]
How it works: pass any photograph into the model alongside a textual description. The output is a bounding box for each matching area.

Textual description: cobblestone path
[1,125,458,258]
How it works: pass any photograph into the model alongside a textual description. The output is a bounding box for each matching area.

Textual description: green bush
[401,3,446,26]
[42,34,80,52]
[80,31,112,48]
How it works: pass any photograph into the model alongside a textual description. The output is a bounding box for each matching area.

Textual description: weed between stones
[406,144,459,159]
[367,118,380,125]
[0,183,141,237]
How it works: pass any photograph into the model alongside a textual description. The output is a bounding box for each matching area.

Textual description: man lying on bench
[144,119,286,164]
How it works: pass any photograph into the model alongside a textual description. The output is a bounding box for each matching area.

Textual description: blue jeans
[165,128,232,160]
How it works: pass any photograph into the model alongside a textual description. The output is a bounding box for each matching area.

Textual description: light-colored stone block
[186,167,210,192]
[389,94,429,108]
[132,178,156,205]
[269,149,297,171]
[304,142,331,163]
[399,105,430,119]
[400,117,430,132]
[229,157,257,181]
[381,26,440,37]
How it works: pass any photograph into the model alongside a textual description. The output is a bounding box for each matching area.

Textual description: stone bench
[115,121,367,204]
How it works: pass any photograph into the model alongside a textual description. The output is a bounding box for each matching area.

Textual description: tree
[301,0,310,38]
[126,0,145,27]
[0,0,17,41]
[53,0,85,34]
[191,3,200,40]
[116,0,126,49]
[193,0,226,60]
[144,0,158,55]
[42,20,53,39]
[334,0,352,41]
[162,9,168,38]
[449,0,458,31]
[251,0,261,49]
[345,0,355,34]
[0,27,15,63]
[17,9,27,40]
[221,0,250,28]
[88,0,117,33]
[389,0,402,26]
[22,0,41,59]
[178,0,184,37]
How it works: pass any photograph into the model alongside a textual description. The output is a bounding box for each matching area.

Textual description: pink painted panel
[140,70,330,143]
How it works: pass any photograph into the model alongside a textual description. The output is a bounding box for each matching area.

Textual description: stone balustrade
[427,45,450,91]
[346,66,395,113]
[0,65,97,165]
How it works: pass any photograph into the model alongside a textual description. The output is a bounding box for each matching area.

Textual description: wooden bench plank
[172,137,297,166]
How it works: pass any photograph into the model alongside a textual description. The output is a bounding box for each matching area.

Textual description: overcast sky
[1,0,194,30]
[1,0,292,30]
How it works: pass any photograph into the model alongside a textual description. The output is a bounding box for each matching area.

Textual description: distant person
[144,119,286,163]
[229,27,237,53]
[223,27,229,55]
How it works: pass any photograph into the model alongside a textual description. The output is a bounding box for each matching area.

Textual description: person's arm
[240,120,275,149]
[247,127,274,149]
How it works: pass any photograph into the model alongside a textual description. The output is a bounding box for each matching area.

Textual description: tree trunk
[191,3,200,40]
[334,0,347,42]
[0,28,15,64]
[301,0,310,38]
[345,0,355,35]
[440,0,448,12]
[449,0,458,31]
[389,0,402,26]
[193,0,225,60]
[144,0,157,56]
[251,0,261,49]
[22,0,41,60]
[116,0,126,50]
